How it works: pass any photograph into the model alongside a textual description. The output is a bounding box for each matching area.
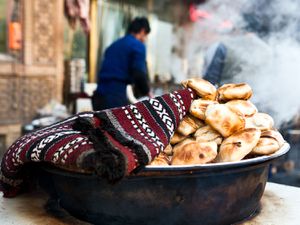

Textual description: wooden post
[88,0,98,83]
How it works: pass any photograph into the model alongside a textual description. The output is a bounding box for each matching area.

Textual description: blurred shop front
[91,0,207,94]
[0,0,64,155]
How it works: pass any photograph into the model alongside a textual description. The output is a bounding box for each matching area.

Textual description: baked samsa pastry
[245,113,274,131]
[189,99,217,120]
[261,130,285,147]
[163,144,173,156]
[172,141,217,165]
[251,137,280,155]
[226,100,257,117]
[218,83,252,102]
[176,115,205,136]
[182,78,217,100]
[170,132,186,145]
[194,125,223,145]
[217,128,261,162]
[173,138,195,154]
[252,130,285,155]
[149,152,170,166]
[205,104,245,137]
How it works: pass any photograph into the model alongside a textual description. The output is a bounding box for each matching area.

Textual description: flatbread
[245,113,274,131]
[182,78,217,100]
[217,128,261,162]
[172,141,218,165]
[189,99,217,120]
[149,152,170,166]
[218,83,252,102]
[163,144,173,156]
[194,125,223,145]
[226,100,257,117]
[252,137,280,155]
[176,115,205,136]
[205,104,245,137]
[173,138,195,154]
[170,132,187,145]
[261,130,285,147]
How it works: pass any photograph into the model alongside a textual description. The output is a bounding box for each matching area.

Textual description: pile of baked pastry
[149,78,286,166]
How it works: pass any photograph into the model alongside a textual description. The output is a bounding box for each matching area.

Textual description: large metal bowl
[42,143,290,225]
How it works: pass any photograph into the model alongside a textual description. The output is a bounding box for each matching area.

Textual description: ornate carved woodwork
[0,0,64,126]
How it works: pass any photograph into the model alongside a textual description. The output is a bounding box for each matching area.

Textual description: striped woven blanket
[0,88,194,197]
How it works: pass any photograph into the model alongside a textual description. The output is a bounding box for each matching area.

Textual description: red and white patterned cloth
[0,88,194,197]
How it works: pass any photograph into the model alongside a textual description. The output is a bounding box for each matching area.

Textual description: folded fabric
[0,88,194,197]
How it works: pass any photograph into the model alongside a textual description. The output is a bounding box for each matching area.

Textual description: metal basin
[42,143,290,225]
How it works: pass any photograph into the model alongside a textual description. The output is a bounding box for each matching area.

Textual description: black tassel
[72,117,96,133]
[72,117,126,183]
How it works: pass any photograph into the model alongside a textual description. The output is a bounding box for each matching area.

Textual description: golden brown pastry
[149,152,170,166]
[194,125,223,145]
[261,130,285,147]
[172,141,218,165]
[245,113,274,131]
[251,129,285,155]
[176,115,205,136]
[251,137,280,155]
[189,99,217,120]
[225,100,257,117]
[163,144,173,156]
[173,138,195,154]
[170,132,187,145]
[181,78,217,100]
[218,83,252,102]
[217,128,261,162]
[205,104,245,138]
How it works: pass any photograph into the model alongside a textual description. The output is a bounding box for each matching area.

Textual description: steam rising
[196,0,300,126]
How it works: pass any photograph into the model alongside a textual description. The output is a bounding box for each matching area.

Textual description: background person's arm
[130,44,150,97]
[203,42,227,87]
[131,69,150,96]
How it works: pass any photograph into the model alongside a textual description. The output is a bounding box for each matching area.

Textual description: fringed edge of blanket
[72,116,126,183]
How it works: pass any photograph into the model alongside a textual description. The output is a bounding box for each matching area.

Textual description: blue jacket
[96,34,147,99]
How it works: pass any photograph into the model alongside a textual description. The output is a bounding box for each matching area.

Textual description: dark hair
[127,17,151,34]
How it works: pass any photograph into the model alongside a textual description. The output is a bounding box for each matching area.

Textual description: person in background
[92,17,151,110]
[202,42,227,87]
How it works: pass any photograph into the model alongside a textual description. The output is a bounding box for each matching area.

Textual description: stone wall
[0,0,64,152]
[0,0,64,125]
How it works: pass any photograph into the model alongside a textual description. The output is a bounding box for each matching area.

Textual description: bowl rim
[144,143,290,171]
[44,143,290,178]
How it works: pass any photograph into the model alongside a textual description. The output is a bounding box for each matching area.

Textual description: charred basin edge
[43,143,289,178]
